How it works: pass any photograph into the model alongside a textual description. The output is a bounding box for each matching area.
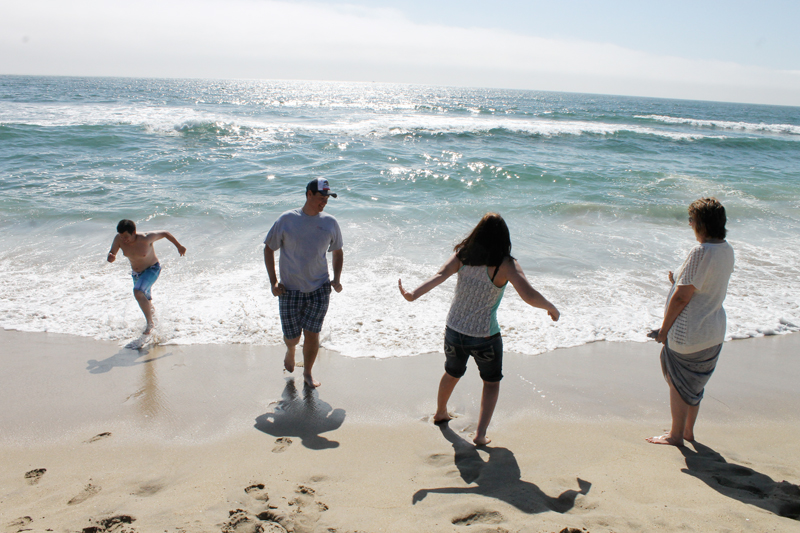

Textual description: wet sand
[2,329,799,532]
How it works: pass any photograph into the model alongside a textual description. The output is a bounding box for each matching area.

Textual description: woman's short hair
[117,219,136,234]
[689,198,726,240]
[454,213,513,267]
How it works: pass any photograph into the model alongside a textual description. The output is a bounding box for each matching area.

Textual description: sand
[1,329,800,533]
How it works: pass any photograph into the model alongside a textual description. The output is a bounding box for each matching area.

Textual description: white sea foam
[1,238,797,357]
[636,115,800,135]
[1,102,716,141]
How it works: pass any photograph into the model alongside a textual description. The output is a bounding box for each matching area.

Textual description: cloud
[1,0,798,105]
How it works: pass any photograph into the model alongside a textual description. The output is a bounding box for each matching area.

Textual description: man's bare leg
[647,382,689,446]
[133,290,155,334]
[301,330,320,387]
[474,380,500,446]
[283,335,300,373]
[434,373,460,424]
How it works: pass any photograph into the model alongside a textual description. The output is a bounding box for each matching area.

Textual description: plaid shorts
[278,282,332,339]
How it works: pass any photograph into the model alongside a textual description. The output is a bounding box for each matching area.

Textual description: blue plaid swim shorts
[131,262,161,301]
[278,282,332,339]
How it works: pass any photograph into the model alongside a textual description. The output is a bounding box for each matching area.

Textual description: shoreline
[2,329,798,442]
[2,329,799,531]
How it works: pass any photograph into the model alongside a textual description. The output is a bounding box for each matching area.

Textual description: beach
[2,328,799,532]
[2,77,800,531]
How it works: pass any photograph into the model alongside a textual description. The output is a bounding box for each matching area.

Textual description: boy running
[107,219,186,334]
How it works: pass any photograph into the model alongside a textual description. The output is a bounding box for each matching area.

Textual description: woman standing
[399,213,559,446]
[648,198,735,446]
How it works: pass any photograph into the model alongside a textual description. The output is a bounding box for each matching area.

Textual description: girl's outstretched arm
[504,258,560,321]
[399,253,462,302]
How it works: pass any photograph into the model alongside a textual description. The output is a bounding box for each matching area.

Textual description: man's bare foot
[473,435,491,446]
[284,347,296,373]
[143,323,155,335]
[303,373,320,388]
[646,434,684,446]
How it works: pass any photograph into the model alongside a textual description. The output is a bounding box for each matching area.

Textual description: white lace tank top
[446,265,507,337]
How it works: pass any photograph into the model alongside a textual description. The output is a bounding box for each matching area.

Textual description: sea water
[1,76,799,357]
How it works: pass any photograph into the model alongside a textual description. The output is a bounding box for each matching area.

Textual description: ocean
[1,75,799,357]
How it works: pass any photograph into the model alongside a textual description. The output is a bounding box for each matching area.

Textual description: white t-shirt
[666,241,735,354]
[264,208,343,293]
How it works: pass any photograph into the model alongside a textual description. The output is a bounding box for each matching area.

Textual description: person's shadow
[413,424,591,513]
[254,378,346,450]
[86,347,172,374]
[680,441,800,520]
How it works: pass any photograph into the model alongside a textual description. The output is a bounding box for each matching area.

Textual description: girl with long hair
[399,213,559,445]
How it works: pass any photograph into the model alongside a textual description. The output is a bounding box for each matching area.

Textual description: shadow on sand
[413,424,591,513]
[254,378,346,450]
[86,346,172,374]
[680,441,800,520]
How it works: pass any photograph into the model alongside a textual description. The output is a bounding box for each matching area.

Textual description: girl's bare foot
[646,434,684,446]
[143,322,155,335]
[433,411,452,425]
[473,435,491,446]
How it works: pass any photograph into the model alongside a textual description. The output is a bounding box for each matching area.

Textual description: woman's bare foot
[143,322,155,335]
[473,435,491,446]
[284,347,296,373]
[303,373,320,388]
[646,433,684,446]
[683,432,695,442]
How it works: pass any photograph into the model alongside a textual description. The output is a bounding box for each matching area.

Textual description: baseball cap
[306,178,338,198]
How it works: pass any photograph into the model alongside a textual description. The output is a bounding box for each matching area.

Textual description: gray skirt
[660,341,722,406]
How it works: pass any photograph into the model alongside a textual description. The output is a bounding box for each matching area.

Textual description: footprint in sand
[6,516,32,532]
[451,510,504,526]
[222,509,287,533]
[85,432,112,444]
[82,515,135,533]
[272,437,293,453]
[425,453,452,467]
[296,485,315,495]
[135,482,164,497]
[289,485,328,532]
[67,483,101,505]
[244,484,270,502]
[255,510,291,532]
[24,468,46,485]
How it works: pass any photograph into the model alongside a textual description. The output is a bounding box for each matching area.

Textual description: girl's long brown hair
[454,213,513,267]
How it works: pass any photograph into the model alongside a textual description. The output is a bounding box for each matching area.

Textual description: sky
[2,0,799,106]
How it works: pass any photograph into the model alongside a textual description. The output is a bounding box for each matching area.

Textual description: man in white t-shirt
[264,179,344,388]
